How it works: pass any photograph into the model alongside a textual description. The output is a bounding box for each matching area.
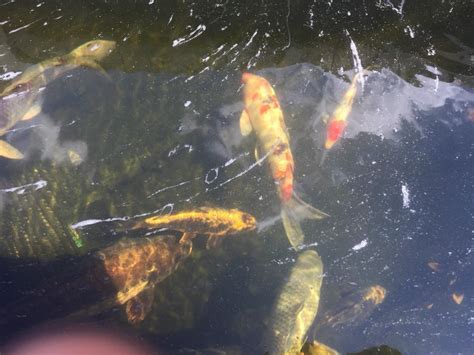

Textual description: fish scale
[261,250,323,355]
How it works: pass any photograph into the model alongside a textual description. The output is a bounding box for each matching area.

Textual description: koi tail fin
[281,192,329,249]
[115,219,146,233]
[281,208,305,249]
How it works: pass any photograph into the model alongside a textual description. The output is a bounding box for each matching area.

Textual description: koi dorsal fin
[239,110,253,136]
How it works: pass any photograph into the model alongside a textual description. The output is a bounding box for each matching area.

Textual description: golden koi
[319,285,386,329]
[321,72,363,161]
[130,207,256,249]
[240,73,328,248]
[0,235,191,329]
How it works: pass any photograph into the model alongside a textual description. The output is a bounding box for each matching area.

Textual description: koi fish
[0,235,191,331]
[318,285,386,329]
[320,72,363,164]
[260,250,324,354]
[0,39,116,159]
[302,341,340,355]
[129,207,256,249]
[240,72,328,248]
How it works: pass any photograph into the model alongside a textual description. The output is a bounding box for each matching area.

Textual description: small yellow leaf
[426,303,434,309]
[452,293,464,305]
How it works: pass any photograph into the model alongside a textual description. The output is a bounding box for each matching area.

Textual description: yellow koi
[130,207,256,249]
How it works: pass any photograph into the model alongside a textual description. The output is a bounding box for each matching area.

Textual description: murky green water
[0,1,472,354]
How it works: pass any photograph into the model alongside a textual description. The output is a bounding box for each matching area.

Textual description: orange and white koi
[321,72,363,162]
[240,73,328,248]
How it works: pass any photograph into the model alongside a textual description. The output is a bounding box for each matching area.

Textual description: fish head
[241,72,274,106]
[71,40,116,61]
[229,209,257,233]
[1,80,32,98]
[365,285,387,305]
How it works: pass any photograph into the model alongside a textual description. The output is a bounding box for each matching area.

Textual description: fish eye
[12,83,26,93]
[274,143,288,155]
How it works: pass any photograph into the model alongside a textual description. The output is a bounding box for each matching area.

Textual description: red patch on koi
[281,182,293,202]
[327,120,346,142]
[259,104,270,115]
[251,92,260,101]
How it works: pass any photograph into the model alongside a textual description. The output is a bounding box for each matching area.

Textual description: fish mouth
[242,214,257,230]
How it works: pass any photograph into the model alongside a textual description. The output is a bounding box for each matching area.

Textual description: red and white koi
[240,73,328,248]
[321,72,363,163]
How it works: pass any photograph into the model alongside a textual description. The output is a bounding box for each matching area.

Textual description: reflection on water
[0,1,472,354]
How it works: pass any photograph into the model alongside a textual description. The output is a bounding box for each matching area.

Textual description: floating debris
[427,261,440,272]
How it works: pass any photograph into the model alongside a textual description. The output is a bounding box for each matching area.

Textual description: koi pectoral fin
[125,286,155,325]
[179,232,196,244]
[255,145,266,166]
[21,102,42,121]
[206,235,223,250]
[77,58,110,79]
[239,110,253,136]
[0,140,24,159]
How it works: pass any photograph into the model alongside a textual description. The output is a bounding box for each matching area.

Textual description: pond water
[0,1,472,354]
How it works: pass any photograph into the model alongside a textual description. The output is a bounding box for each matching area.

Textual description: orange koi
[240,73,328,248]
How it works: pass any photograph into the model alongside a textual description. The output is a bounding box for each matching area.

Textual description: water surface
[0,1,472,354]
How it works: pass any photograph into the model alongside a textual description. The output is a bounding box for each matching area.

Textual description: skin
[241,72,294,202]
